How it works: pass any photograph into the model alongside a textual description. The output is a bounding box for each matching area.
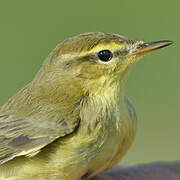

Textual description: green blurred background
[0,0,179,165]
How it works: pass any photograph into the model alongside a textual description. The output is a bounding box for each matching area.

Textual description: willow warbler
[0,32,173,180]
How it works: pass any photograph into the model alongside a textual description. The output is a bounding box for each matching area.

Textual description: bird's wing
[0,110,80,164]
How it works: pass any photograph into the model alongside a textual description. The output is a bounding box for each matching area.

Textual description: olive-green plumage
[0,32,172,180]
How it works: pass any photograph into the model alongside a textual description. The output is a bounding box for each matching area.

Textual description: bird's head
[33,32,172,100]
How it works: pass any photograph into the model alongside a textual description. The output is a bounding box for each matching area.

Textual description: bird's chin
[117,55,143,80]
[128,53,147,63]
[125,54,143,68]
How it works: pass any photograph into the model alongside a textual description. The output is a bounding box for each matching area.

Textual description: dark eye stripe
[114,49,129,57]
[63,48,129,69]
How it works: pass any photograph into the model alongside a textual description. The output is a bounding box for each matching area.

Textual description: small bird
[0,32,173,180]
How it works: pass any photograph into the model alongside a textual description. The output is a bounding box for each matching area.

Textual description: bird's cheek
[77,65,105,79]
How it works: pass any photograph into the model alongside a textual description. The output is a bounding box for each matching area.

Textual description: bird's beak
[129,40,173,57]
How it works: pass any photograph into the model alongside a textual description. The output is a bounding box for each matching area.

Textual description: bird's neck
[79,78,125,128]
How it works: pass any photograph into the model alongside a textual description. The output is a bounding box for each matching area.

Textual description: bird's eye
[97,50,113,62]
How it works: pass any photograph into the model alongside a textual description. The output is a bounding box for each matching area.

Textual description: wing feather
[0,109,80,164]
